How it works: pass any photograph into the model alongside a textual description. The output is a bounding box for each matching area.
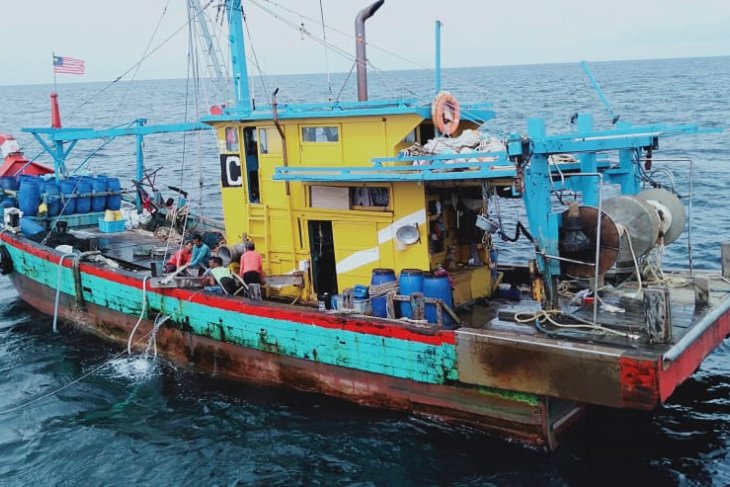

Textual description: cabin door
[242,127,260,203]
[308,220,338,294]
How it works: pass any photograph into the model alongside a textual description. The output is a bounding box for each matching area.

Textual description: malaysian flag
[53,56,85,75]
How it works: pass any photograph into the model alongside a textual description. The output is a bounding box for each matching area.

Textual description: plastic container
[0,176,17,191]
[398,268,424,318]
[353,299,371,315]
[353,284,369,300]
[20,216,45,237]
[106,177,122,211]
[317,292,331,310]
[98,218,126,233]
[59,180,76,214]
[1,198,14,208]
[370,268,396,318]
[18,178,40,216]
[42,180,61,217]
[423,273,454,327]
[91,176,107,212]
[75,178,92,213]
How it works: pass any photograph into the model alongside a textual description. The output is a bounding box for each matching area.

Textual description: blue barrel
[0,176,16,191]
[398,269,424,318]
[370,268,396,318]
[60,180,76,215]
[91,176,107,212]
[75,178,92,213]
[18,178,40,216]
[20,216,45,237]
[423,274,454,327]
[1,197,17,209]
[106,177,122,211]
[43,180,61,217]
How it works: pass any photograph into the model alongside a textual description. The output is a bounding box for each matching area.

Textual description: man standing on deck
[189,234,211,276]
[239,241,264,285]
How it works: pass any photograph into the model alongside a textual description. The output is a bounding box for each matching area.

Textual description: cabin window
[309,185,390,211]
[258,128,268,154]
[302,126,339,143]
[401,129,417,145]
[225,127,239,152]
[350,187,389,210]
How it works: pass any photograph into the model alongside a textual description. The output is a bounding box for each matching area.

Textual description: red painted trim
[618,306,730,409]
[657,309,730,402]
[618,355,658,409]
[1,233,456,346]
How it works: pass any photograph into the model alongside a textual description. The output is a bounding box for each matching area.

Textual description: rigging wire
[247,0,493,128]
[65,0,216,121]
[257,0,496,102]
[241,5,271,107]
[318,0,333,101]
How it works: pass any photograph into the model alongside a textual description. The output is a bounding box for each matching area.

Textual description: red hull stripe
[2,234,456,346]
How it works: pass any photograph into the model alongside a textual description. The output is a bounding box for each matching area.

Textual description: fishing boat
[0,0,727,450]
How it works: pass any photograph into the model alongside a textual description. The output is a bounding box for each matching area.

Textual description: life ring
[0,245,13,275]
[431,91,461,136]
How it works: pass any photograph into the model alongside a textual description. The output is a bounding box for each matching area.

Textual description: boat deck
[75,228,176,271]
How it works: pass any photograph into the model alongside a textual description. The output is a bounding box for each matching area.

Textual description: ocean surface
[0,56,729,485]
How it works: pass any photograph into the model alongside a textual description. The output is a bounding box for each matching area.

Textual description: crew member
[239,241,263,285]
[203,256,237,294]
[189,233,211,275]
[163,241,193,273]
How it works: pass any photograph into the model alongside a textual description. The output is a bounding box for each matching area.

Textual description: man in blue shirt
[189,233,211,276]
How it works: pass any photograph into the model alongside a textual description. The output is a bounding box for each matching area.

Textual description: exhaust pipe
[355,0,384,101]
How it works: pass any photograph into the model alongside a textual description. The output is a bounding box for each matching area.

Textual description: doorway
[308,220,338,294]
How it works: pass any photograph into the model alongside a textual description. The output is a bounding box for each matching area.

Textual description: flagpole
[52,51,57,93]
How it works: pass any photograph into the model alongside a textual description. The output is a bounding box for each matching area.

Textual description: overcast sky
[0,0,728,86]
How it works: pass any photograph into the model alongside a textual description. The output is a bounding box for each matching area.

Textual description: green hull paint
[8,243,459,385]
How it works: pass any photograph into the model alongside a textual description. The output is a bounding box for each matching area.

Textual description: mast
[226,0,251,115]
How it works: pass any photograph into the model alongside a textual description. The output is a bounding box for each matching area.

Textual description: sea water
[0,56,729,485]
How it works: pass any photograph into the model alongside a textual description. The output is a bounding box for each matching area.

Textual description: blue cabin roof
[200,98,495,124]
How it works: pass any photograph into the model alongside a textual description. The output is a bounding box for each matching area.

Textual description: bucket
[75,178,92,213]
[423,274,454,327]
[106,177,122,211]
[353,299,371,315]
[331,294,342,310]
[18,178,40,216]
[20,216,45,237]
[217,243,246,266]
[398,268,424,318]
[317,292,331,310]
[370,268,396,318]
[59,180,76,214]
[91,176,107,212]
[42,180,61,217]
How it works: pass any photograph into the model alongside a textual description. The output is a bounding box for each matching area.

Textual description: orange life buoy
[431,91,460,136]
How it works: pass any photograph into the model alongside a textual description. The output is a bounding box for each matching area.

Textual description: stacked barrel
[8,174,123,217]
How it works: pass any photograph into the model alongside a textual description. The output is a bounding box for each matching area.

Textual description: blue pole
[435,20,442,94]
[136,118,146,212]
[53,140,65,179]
[581,61,619,124]
[227,0,251,115]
